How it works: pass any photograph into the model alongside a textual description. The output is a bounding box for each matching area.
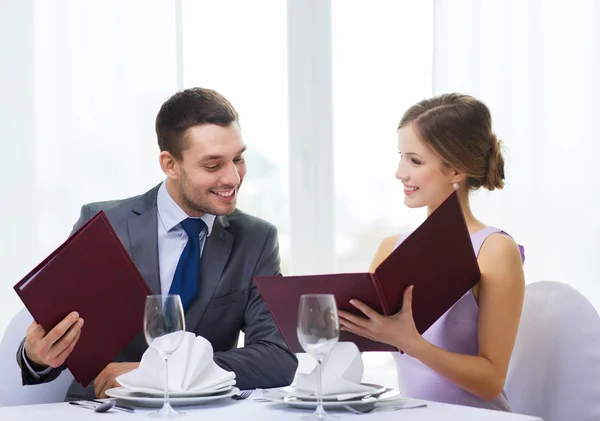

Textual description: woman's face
[395,123,459,212]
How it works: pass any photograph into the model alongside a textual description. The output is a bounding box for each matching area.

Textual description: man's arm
[212,225,298,389]
[17,205,92,385]
[17,339,64,385]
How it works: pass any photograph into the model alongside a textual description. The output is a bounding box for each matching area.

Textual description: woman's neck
[457,193,486,234]
[427,190,485,235]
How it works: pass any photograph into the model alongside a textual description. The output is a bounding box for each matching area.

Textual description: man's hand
[24,312,84,368]
[94,362,139,398]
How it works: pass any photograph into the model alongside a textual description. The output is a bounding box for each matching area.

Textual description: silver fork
[343,402,427,414]
[231,390,253,400]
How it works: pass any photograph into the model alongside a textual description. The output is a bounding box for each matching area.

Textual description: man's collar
[156,181,216,236]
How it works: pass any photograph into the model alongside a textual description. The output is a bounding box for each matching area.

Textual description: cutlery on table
[66,394,135,413]
[69,400,116,413]
[231,390,252,400]
[343,402,427,414]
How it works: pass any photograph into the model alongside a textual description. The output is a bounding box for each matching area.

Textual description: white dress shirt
[156,180,216,295]
[25,181,216,376]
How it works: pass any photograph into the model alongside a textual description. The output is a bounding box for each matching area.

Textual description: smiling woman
[339,93,525,411]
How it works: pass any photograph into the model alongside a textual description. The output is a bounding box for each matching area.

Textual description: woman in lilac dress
[338,93,525,411]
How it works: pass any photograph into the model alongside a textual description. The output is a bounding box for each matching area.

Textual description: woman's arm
[404,234,525,400]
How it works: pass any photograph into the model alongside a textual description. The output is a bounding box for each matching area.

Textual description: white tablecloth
[0,391,543,421]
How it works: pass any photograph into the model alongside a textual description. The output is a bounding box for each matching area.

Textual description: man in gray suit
[17,87,297,399]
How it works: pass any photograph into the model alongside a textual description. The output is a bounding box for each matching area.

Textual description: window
[182,0,290,272]
[332,0,434,272]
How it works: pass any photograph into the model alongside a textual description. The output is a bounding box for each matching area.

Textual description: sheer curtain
[434,0,600,309]
[0,0,179,334]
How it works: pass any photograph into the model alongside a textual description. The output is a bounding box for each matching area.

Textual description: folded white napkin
[117,332,236,393]
[295,342,375,396]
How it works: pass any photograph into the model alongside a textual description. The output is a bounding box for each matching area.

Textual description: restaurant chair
[505,281,600,421]
[0,307,73,406]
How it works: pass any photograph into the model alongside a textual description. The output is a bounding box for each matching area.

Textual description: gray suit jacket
[17,184,297,398]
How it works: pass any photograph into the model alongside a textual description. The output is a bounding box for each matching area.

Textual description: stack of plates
[105,384,239,407]
[260,383,403,409]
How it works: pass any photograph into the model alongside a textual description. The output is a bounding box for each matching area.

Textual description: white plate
[105,386,240,407]
[261,387,403,409]
[276,383,387,401]
[116,383,234,398]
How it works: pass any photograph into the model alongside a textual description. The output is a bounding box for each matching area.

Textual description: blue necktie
[169,218,207,311]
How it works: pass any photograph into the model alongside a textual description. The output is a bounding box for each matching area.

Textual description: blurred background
[2,0,599,382]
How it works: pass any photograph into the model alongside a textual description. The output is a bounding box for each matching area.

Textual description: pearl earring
[452,182,459,190]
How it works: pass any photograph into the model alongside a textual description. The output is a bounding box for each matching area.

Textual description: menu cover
[254,192,481,352]
[14,211,152,385]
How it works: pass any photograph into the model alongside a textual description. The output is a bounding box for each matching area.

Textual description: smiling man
[16,88,297,399]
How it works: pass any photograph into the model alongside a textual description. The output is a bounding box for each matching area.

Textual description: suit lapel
[127,186,161,295]
[185,215,232,331]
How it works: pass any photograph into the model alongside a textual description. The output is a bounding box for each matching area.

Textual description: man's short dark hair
[155,87,239,159]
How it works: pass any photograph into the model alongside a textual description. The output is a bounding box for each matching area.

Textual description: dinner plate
[105,386,239,407]
[113,383,234,398]
[260,387,403,409]
[275,383,387,401]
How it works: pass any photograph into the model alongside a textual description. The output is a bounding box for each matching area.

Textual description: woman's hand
[338,285,424,355]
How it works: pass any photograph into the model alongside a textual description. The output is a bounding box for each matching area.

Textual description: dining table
[0,390,543,420]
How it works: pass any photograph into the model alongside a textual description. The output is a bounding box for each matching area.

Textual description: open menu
[254,192,481,352]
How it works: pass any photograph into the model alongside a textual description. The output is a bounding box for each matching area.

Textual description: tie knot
[180,217,207,239]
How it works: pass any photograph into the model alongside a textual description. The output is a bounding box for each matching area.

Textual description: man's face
[166,123,246,216]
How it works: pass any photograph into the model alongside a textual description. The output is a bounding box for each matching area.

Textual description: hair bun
[485,133,505,190]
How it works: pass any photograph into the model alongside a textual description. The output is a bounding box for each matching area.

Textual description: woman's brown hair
[398,93,505,191]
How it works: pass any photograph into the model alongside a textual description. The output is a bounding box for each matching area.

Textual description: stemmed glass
[297,294,340,420]
[144,295,186,418]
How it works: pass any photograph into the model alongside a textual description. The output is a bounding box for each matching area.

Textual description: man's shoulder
[75,184,160,230]
[84,194,143,212]
[225,209,277,235]
[83,193,144,217]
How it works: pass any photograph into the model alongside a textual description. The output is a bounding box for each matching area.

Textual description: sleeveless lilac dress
[392,226,525,411]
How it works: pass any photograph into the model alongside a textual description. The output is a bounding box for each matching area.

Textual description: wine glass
[144,295,186,418]
[297,294,340,420]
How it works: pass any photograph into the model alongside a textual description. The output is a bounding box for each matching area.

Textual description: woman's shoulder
[478,228,526,264]
[477,231,525,280]
[382,234,402,249]
[480,231,519,254]
[369,234,403,272]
